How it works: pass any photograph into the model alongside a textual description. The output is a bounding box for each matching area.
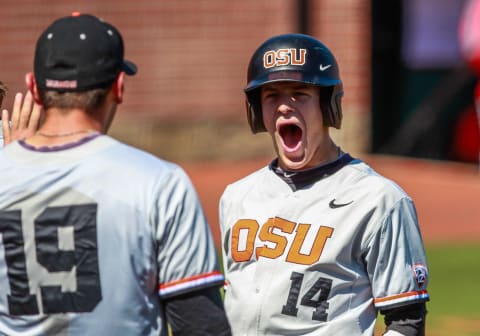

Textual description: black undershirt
[382,302,427,335]
[271,153,356,191]
[164,286,232,336]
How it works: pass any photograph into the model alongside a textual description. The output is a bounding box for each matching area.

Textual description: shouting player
[219,34,429,335]
[0,13,231,335]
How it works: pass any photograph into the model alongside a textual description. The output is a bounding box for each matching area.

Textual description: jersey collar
[270,153,355,191]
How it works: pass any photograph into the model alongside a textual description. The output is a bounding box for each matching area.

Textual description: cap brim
[123,60,137,75]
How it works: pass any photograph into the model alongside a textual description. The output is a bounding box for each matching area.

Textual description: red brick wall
[312,1,372,117]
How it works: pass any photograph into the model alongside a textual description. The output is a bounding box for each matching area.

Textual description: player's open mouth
[279,123,303,152]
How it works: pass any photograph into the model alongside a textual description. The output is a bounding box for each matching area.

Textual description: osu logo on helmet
[263,48,307,69]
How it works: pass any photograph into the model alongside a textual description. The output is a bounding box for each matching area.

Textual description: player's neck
[25,108,102,146]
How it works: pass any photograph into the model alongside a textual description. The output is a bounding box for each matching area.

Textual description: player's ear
[25,72,42,104]
[112,72,125,104]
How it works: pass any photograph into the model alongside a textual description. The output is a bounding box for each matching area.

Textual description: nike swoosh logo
[329,199,353,209]
[319,64,332,71]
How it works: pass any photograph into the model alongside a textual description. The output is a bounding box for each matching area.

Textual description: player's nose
[276,95,296,115]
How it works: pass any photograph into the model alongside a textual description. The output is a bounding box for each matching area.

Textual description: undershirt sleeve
[164,287,232,336]
[381,302,427,336]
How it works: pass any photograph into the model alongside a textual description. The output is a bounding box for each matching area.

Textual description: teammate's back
[0,134,222,335]
[0,12,230,336]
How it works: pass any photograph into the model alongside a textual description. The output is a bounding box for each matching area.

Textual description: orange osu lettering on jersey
[257,217,295,259]
[231,219,258,262]
[231,218,334,265]
[287,223,333,264]
[263,48,307,68]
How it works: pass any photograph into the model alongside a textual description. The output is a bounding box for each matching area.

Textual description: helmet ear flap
[332,86,343,129]
[320,85,343,129]
[246,89,266,133]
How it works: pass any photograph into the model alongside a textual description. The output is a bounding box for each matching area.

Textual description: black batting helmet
[244,33,344,133]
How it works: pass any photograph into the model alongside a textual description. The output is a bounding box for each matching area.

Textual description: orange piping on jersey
[159,270,224,290]
[374,290,429,305]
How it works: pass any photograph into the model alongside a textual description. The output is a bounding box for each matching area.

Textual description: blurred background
[1,0,478,164]
[1,1,479,335]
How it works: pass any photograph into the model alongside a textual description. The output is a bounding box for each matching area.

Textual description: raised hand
[1,91,42,146]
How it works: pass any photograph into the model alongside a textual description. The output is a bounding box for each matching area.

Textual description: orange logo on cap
[263,48,306,69]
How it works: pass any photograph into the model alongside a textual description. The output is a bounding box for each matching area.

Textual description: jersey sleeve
[365,197,429,310]
[218,186,231,277]
[154,166,224,299]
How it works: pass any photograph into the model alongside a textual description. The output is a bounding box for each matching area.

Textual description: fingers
[2,91,42,146]
[10,92,23,131]
[27,101,42,135]
[1,109,11,145]
[19,91,35,131]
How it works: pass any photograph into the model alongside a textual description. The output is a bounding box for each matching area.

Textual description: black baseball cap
[34,12,137,91]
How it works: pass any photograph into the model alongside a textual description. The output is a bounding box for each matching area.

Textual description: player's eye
[294,91,308,96]
[262,91,278,100]
[292,91,310,101]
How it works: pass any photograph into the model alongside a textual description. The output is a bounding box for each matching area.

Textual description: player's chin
[278,151,309,171]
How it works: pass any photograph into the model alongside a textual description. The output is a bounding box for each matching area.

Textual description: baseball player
[219,34,429,335]
[0,13,231,335]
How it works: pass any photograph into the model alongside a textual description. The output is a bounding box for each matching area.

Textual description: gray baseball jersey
[219,154,429,335]
[0,135,223,335]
